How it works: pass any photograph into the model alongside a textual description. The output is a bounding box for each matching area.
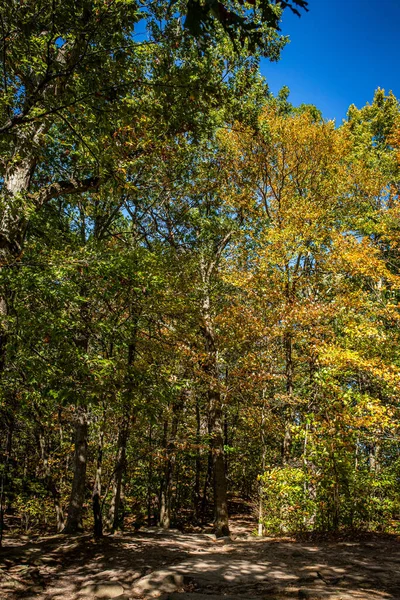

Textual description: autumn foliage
[0,0,399,539]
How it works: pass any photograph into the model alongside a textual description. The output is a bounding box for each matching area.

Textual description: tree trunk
[369,443,380,473]
[0,296,8,377]
[159,420,169,527]
[92,427,104,538]
[63,411,88,534]
[53,486,65,533]
[107,333,137,533]
[194,400,202,520]
[200,276,229,537]
[258,392,267,537]
[159,394,184,529]
[201,445,213,524]
[282,333,293,465]
[1,131,37,262]
[147,422,153,526]
[209,388,229,537]
[0,416,14,546]
[39,431,65,532]
[282,425,292,465]
[108,416,129,533]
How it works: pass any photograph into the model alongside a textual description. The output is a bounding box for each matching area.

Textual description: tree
[1,0,308,540]
[175,0,308,54]
[0,0,305,440]
[218,102,400,532]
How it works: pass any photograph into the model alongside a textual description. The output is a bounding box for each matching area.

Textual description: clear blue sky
[261,0,400,123]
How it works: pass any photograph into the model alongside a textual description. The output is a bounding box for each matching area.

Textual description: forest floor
[1,512,400,600]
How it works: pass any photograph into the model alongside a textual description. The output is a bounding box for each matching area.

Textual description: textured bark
[63,279,91,536]
[0,296,7,376]
[194,400,202,520]
[39,432,64,532]
[209,390,229,537]
[108,417,129,533]
[282,333,293,465]
[200,444,213,523]
[159,395,184,529]
[0,417,14,546]
[147,423,154,526]
[63,412,88,534]
[201,277,229,538]
[1,128,38,259]
[54,488,65,533]
[369,443,380,473]
[108,337,137,533]
[282,425,292,466]
[159,421,169,528]
[46,477,64,533]
[258,394,266,537]
[92,429,104,538]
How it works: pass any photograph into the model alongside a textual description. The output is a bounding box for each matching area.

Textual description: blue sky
[261,0,400,123]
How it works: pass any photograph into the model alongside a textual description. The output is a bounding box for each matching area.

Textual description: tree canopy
[1,1,400,550]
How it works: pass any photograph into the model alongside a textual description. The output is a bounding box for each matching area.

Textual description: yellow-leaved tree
[217,103,400,532]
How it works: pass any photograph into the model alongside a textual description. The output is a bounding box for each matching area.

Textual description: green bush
[260,461,400,534]
[260,467,317,534]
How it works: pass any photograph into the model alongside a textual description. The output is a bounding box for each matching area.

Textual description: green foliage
[1,0,400,543]
[260,458,400,535]
[171,0,307,56]
[260,467,313,533]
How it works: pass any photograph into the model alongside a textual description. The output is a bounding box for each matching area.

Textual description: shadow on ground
[1,525,399,600]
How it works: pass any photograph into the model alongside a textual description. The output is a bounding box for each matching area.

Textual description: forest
[1,1,400,599]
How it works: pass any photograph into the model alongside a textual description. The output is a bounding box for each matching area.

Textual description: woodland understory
[1,2,400,577]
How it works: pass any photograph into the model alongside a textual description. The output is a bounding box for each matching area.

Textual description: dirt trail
[1,515,399,600]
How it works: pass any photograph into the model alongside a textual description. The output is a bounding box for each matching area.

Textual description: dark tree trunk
[107,333,137,533]
[159,394,184,529]
[92,428,104,538]
[63,411,88,534]
[282,333,293,465]
[0,296,8,377]
[108,416,129,533]
[258,392,267,537]
[224,413,229,474]
[201,444,213,524]
[147,422,153,526]
[194,400,202,520]
[201,284,229,538]
[209,388,229,537]
[39,431,64,532]
[0,416,14,546]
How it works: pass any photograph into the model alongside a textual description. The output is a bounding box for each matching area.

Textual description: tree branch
[28,176,101,207]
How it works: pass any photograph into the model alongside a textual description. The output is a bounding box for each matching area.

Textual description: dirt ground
[1,516,400,600]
